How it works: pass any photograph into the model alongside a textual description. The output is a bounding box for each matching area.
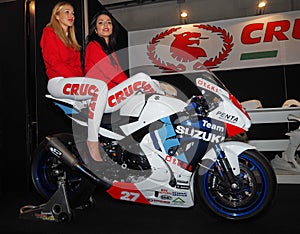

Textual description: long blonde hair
[47,1,81,51]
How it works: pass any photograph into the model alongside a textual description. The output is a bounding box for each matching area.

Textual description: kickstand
[19,178,72,223]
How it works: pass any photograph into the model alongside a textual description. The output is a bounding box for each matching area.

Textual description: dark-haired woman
[84,11,165,111]
[84,10,128,89]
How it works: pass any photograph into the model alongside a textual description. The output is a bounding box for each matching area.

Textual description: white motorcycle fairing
[197,77,251,132]
[200,141,256,175]
[106,134,257,208]
[118,94,187,136]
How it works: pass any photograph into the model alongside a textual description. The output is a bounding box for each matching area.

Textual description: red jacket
[40,26,83,79]
[84,41,128,89]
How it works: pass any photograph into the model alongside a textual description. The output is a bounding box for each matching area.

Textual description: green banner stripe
[240,50,278,60]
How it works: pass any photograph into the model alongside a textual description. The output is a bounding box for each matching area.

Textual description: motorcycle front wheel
[31,133,96,209]
[195,149,277,221]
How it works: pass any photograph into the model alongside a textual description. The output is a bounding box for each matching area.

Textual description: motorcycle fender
[201,141,256,175]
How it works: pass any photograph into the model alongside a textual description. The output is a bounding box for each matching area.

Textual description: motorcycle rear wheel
[195,149,277,220]
[31,133,96,209]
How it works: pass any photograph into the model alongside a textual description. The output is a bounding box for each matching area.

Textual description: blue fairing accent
[54,102,78,115]
[157,116,188,163]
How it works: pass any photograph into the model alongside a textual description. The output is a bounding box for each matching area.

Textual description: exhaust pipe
[45,136,111,189]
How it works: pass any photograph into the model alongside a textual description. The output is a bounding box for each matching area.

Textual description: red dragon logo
[170,32,207,62]
[147,24,234,72]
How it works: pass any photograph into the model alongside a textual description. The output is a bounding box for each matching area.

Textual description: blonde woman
[40,1,108,166]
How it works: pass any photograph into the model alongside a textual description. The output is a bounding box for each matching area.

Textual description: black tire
[31,133,96,209]
[195,149,277,221]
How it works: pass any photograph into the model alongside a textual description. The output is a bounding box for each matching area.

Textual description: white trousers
[47,72,163,142]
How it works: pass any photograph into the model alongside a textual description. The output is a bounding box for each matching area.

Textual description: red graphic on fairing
[147,24,234,73]
[170,32,207,62]
[107,182,150,205]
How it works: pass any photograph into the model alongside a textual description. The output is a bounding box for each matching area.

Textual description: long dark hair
[83,10,119,67]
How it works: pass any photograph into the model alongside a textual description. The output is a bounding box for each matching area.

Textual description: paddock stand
[18,135,104,223]
[19,176,72,222]
[19,175,96,223]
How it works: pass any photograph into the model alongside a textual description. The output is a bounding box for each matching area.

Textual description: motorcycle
[28,67,277,222]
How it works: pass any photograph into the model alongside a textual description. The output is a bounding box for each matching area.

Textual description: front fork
[214,144,239,189]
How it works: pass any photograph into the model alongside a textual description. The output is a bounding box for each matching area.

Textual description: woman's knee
[47,77,63,97]
[93,79,108,94]
[133,72,151,81]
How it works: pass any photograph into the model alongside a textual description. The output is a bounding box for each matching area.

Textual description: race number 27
[120,191,140,201]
